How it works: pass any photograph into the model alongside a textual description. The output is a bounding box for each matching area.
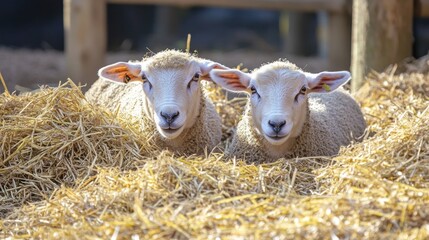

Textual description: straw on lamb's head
[98,50,226,140]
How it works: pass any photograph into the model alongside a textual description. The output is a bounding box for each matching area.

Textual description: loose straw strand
[0,71,9,95]
[186,34,191,53]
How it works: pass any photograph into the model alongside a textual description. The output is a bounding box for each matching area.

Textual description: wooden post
[351,0,413,92]
[64,0,107,90]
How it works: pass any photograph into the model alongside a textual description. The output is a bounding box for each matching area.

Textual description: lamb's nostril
[268,120,286,134]
[161,111,180,125]
[160,111,167,120]
[171,111,179,120]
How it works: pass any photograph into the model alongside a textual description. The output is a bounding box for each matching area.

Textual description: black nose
[268,120,286,134]
[160,111,180,124]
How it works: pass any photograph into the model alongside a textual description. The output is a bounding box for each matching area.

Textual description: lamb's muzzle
[160,111,180,125]
[268,120,286,135]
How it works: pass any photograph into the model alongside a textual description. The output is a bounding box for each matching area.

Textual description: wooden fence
[64,0,429,92]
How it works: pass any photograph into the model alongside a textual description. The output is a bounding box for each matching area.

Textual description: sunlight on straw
[0,71,9,95]
[186,34,191,53]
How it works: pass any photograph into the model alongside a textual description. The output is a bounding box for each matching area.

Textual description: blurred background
[0,0,428,92]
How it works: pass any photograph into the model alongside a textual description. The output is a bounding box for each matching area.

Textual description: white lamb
[210,60,366,162]
[85,50,227,155]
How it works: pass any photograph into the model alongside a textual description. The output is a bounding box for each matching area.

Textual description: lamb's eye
[141,74,152,89]
[250,86,261,99]
[193,73,200,81]
[295,86,307,102]
[124,74,131,83]
[188,73,200,88]
[250,86,257,95]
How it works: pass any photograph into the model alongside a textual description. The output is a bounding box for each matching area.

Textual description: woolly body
[85,50,222,155]
[228,88,366,162]
[209,60,366,163]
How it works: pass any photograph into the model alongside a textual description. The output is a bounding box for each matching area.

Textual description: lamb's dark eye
[124,74,131,83]
[250,86,261,99]
[188,73,200,88]
[141,74,152,89]
[295,86,307,102]
[250,86,257,95]
[193,73,200,81]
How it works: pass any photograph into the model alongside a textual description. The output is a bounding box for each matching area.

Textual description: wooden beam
[107,0,347,12]
[64,0,107,89]
[351,0,413,92]
[416,0,429,17]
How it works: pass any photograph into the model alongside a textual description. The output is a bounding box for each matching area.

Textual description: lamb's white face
[140,61,203,139]
[248,68,309,145]
[210,61,351,146]
[97,52,226,140]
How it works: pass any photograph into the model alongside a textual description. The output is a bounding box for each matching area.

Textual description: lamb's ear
[198,60,229,81]
[209,69,251,93]
[98,62,142,84]
[305,71,351,93]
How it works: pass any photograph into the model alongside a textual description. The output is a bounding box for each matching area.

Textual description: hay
[203,81,247,141]
[0,81,159,217]
[318,71,429,189]
[1,68,429,239]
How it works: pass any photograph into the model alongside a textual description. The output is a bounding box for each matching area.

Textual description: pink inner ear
[102,65,142,83]
[220,73,240,79]
[219,73,247,88]
[322,77,340,82]
[213,65,225,70]
[106,66,129,74]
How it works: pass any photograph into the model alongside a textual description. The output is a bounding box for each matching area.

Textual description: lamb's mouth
[159,125,184,135]
[265,134,288,141]
[162,128,180,134]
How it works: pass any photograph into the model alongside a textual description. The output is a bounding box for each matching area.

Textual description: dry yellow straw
[0,71,9,95]
[186,34,191,53]
[1,58,429,239]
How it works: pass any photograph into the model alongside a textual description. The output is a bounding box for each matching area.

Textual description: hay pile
[1,69,428,238]
[0,81,160,217]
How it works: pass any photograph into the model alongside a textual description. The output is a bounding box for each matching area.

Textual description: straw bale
[1,67,429,239]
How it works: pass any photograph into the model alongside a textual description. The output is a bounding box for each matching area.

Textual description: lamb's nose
[268,120,286,134]
[160,111,180,125]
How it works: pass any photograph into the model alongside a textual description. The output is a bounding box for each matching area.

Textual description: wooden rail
[107,0,348,12]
